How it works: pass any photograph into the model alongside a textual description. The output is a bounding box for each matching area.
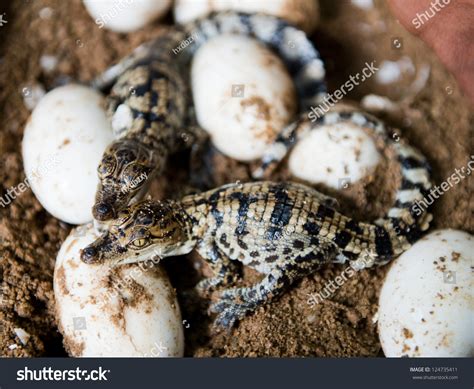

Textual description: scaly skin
[81,110,433,329]
[92,31,195,221]
[92,11,327,221]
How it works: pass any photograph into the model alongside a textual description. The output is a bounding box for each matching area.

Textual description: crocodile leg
[195,239,241,296]
[211,246,333,329]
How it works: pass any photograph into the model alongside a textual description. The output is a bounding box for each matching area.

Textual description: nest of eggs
[0,1,471,357]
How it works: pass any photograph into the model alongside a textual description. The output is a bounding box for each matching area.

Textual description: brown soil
[0,0,471,357]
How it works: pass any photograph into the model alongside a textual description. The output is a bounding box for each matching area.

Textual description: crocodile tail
[255,108,433,261]
[325,110,433,254]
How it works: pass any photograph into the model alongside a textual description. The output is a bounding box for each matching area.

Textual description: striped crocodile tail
[328,110,434,244]
[255,108,434,259]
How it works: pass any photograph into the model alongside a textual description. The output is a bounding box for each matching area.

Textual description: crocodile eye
[98,158,116,178]
[131,238,148,249]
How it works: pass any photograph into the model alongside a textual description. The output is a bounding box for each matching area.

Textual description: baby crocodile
[91,11,326,221]
[81,110,433,329]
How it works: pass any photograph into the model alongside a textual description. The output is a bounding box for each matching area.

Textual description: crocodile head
[82,199,194,265]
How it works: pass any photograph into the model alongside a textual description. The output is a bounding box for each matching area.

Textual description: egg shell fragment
[22,84,113,224]
[288,121,381,189]
[192,34,297,161]
[378,229,473,357]
[83,0,172,32]
[54,224,184,357]
[174,0,319,34]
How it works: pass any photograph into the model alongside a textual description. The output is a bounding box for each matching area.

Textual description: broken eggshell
[191,34,297,161]
[288,120,381,189]
[378,229,473,357]
[174,0,319,34]
[83,0,172,33]
[22,84,113,224]
[54,224,184,357]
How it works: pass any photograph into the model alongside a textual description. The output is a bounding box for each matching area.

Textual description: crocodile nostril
[81,246,98,263]
[93,202,115,221]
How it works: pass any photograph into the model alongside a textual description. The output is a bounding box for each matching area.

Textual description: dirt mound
[0,0,471,357]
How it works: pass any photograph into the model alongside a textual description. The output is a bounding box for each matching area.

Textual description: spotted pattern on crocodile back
[184,182,339,273]
[183,181,401,269]
[107,60,188,151]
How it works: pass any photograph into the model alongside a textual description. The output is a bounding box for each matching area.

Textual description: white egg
[174,0,319,34]
[288,121,381,189]
[54,224,184,357]
[378,229,473,357]
[83,0,171,33]
[22,84,113,224]
[192,34,297,161]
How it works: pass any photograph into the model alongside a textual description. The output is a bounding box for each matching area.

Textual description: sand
[0,0,471,357]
